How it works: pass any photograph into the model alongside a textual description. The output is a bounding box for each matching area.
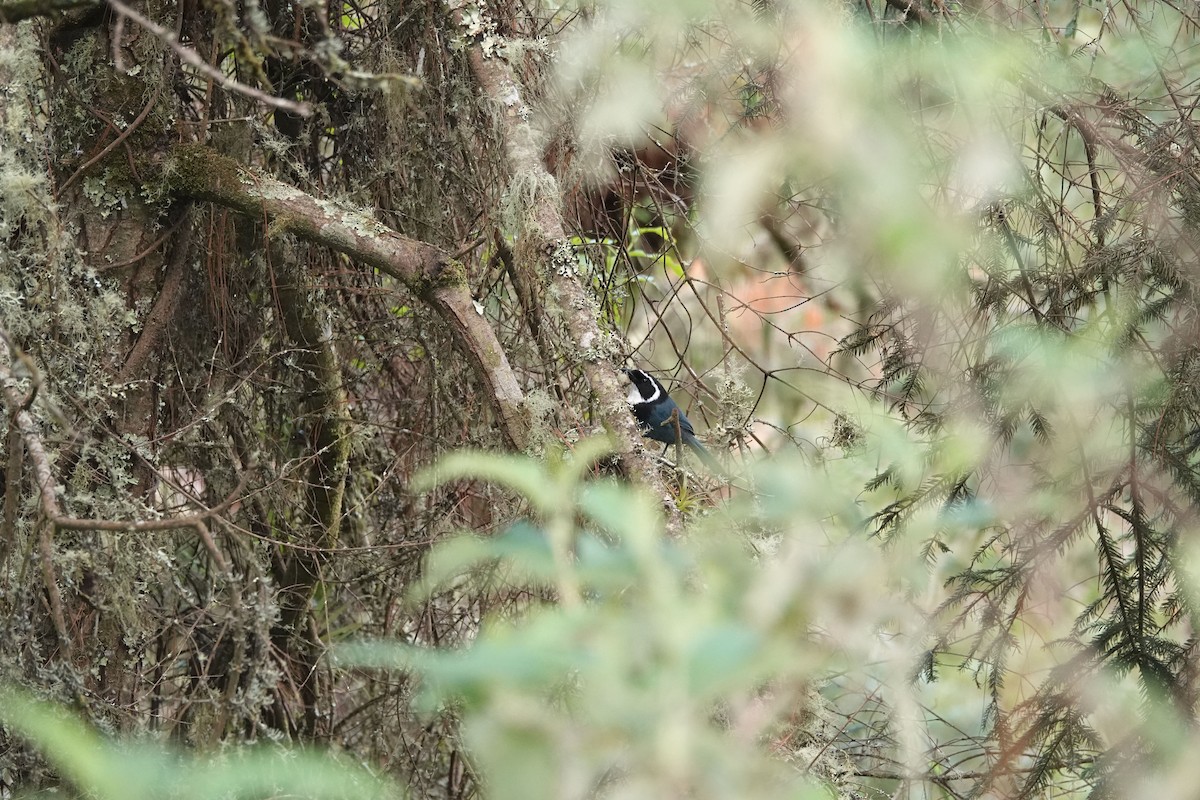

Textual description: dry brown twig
[105,0,313,117]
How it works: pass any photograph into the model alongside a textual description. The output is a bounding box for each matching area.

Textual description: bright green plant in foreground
[340,435,939,800]
[0,688,397,799]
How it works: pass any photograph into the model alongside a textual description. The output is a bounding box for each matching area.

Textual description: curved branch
[167,144,532,451]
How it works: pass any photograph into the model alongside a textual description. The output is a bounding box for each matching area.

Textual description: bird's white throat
[626,377,661,406]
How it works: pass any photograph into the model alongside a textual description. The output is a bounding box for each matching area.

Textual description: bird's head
[622,368,664,406]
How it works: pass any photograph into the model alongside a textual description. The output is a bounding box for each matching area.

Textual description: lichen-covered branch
[450,10,675,508]
[168,144,532,450]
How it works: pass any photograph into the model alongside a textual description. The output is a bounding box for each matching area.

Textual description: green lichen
[82,169,128,218]
[502,169,559,237]
[580,328,622,363]
[521,387,562,452]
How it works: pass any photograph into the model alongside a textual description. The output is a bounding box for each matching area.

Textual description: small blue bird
[623,368,723,473]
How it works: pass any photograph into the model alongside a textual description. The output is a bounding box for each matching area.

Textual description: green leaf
[415,450,556,515]
[578,480,660,544]
[0,688,399,799]
[0,689,144,800]
[465,716,560,800]
[686,625,763,695]
[185,749,396,800]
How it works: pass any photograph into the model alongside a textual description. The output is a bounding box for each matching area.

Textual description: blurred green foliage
[0,688,398,799]
[339,430,943,800]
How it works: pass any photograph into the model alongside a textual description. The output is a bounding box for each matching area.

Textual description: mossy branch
[166,144,532,450]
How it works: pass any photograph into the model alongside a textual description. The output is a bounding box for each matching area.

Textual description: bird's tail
[683,433,726,476]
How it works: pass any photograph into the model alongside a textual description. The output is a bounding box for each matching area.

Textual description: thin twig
[37,519,72,658]
[55,57,168,198]
[0,333,242,576]
[105,0,313,117]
